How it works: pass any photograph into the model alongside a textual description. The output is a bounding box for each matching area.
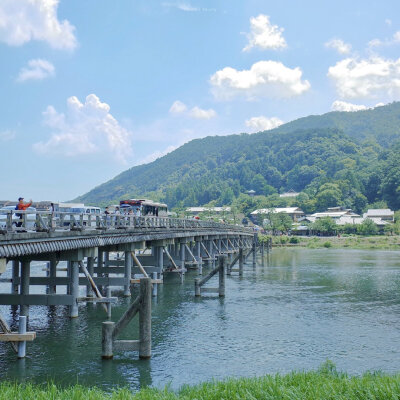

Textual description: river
[0,248,399,390]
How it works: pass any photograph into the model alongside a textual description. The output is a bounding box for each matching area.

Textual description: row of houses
[250,206,395,232]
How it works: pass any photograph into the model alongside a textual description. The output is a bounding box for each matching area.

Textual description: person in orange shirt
[16,197,32,227]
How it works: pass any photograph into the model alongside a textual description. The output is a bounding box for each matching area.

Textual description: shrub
[289,236,300,244]
[323,241,332,248]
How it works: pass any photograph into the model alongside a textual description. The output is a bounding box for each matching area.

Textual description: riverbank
[1,365,399,399]
[269,235,400,250]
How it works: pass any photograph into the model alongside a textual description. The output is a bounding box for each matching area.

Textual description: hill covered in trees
[75,102,400,213]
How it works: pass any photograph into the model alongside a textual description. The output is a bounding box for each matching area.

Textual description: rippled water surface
[1,248,400,390]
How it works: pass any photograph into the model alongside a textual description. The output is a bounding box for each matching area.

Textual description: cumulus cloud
[17,59,55,82]
[169,100,187,114]
[328,56,400,99]
[169,100,216,119]
[188,106,216,120]
[331,101,368,112]
[0,0,77,49]
[325,38,351,55]
[368,31,400,48]
[243,14,287,51]
[245,116,283,132]
[331,100,387,112]
[33,94,132,162]
[0,130,15,141]
[210,60,310,100]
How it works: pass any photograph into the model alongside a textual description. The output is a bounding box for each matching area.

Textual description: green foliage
[263,211,293,234]
[74,103,400,212]
[312,217,337,235]
[323,241,332,248]
[357,218,379,235]
[289,236,300,243]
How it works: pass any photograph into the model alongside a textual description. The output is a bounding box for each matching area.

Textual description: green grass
[1,364,400,399]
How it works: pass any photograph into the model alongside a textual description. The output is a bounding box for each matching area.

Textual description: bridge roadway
[0,212,259,357]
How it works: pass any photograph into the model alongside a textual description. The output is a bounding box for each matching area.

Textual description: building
[251,207,305,222]
[363,209,394,222]
[186,207,231,215]
[279,189,300,198]
[246,190,256,197]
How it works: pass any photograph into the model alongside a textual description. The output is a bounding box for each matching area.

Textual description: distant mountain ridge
[75,102,400,210]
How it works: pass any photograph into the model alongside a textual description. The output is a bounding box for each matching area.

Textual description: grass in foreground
[1,363,400,399]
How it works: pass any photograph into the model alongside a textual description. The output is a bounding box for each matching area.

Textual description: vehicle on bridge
[119,199,168,217]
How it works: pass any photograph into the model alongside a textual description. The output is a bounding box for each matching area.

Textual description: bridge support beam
[20,261,30,317]
[124,251,132,297]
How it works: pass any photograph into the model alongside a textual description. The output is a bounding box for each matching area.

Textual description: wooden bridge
[0,210,268,359]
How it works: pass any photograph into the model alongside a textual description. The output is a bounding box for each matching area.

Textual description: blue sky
[1,0,400,202]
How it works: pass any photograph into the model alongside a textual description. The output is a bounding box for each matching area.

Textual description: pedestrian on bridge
[15,197,32,227]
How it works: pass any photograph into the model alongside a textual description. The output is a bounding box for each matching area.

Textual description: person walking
[15,197,32,227]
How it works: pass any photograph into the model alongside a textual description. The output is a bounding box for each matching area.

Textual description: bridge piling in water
[0,212,255,359]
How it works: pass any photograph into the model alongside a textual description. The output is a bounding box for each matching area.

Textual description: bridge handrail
[0,210,252,234]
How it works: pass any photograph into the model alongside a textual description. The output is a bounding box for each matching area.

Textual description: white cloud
[325,38,351,55]
[328,56,400,99]
[210,60,310,100]
[331,101,368,112]
[138,145,177,165]
[169,101,216,119]
[331,100,387,112]
[169,100,187,114]
[17,59,55,82]
[188,106,216,120]
[245,116,283,132]
[368,31,400,48]
[243,14,286,52]
[0,130,15,141]
[33,94,132,162]
[0,0,77,49]
[162,2,215,12]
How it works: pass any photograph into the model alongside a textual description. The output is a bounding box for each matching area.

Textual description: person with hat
[15,197,33,227]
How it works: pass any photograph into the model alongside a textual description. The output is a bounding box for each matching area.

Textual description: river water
[0,248,400,390]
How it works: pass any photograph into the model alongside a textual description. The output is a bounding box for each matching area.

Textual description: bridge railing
[0,210,251,234]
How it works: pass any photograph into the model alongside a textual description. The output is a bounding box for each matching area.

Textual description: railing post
[139,277,151,359]
[218,255,226,297]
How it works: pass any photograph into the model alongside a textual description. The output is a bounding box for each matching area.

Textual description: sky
[1,0,400,202]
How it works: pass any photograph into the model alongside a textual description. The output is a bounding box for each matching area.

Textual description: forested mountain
[75,102,400,212]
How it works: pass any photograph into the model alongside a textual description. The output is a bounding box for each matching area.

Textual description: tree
[264,212,293,234]
[315,183,342,211]
[312,217,337,235]
[357,218,378,235]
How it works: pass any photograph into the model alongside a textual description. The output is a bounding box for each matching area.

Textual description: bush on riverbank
[268,234,400,250]
[1,364,400,400]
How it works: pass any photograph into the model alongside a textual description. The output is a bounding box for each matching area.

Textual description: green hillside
[75,102,400,212]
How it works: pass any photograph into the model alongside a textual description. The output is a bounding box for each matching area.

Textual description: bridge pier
[123,251,132,297]
[20,261,30,317]
[0,214,254,359]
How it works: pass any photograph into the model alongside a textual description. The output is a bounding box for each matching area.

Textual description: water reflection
[0,248,400,390]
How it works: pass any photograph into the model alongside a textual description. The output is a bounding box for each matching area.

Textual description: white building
[363,209,394,222]
[251,207,305,222]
